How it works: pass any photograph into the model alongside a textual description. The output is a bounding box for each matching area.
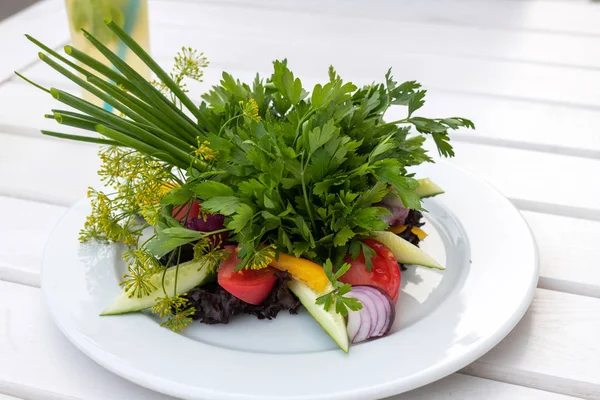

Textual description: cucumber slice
[101,259,216,315]
[287,280,349,353]
[416,178,444,198]
[370,230,444,270]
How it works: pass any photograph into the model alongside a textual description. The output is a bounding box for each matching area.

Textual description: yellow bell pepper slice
[387,224,428,240]
[410,227,428,240]
[269,253,329,293]
[388,224,407,234]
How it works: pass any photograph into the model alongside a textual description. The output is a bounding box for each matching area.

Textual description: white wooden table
[1,0,600,399]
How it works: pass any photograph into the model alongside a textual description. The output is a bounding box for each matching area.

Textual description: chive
[96,124,186,168]
[87,76,186,141]
[39,52,151,125]
[64,45,143,99]
[25,35,90,78]
[52,107,191,153]
[13,72,50,93]
[50,88,195,166]
[41,130,121,146]
[52,111,102,132]
[80,29,201,142]
[51,109,103,123]
[105,19,205,124]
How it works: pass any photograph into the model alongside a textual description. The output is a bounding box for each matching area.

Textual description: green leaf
[263,194,275,209]
[333,226,355,247]
[307,119,337,154]
[228,203,255,233]
[359,241,376,272]
[271,60,305,105]
[192,181,234,199]
[160,185,193,206]
[409,117,448,133]
[408,90,426,116]
[146,226,211,257]
[348,240,362,260]
[351,207,388,231]
[374,161,421,210]
[332,262,351,281]
[201,196,240,215]
[432,132,454,157]
[322,258,334,281]
[292,241,310,258]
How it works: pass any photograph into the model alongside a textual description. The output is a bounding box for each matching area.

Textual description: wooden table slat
[0,280,585,400]
[176,0,600,36]
[464,288,600,400]
[0,0,68,82]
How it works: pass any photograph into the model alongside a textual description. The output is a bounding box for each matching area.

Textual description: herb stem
[380,117,409,127]
[217,115,241,137]
[293,109,315,146]
[173,246,182,296]
[41,130,120,146]
[162,249,178,295]
[300,152,316,231]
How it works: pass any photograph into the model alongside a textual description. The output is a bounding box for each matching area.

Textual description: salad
[21,20,473,352]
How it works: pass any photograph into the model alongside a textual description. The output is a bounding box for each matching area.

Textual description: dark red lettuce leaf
[183,271,300,324]
[397,210,424,271]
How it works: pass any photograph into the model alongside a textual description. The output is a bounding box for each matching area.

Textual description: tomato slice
[217,247,278,305]
[340,239,401,302]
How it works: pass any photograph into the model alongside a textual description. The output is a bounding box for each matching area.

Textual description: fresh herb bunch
[20,20,473,322]
[166,61,474,271]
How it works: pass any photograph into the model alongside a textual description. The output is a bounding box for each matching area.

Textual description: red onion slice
[351,287,386,336]
[346,285,396,343]
[347,290,378,339]
[352,286,395,336]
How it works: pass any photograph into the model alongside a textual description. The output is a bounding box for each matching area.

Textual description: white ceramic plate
[41,161,538,400]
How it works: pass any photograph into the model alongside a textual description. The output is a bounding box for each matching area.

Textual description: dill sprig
[79,146,179,244]
[192,237,228,273]
[153,46,208,108]
[120,248,164,298]
[153,294,195,332]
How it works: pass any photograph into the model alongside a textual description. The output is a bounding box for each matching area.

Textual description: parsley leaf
[316,259,363,316]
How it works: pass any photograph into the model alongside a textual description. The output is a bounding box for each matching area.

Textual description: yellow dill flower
[161,306,195,332]
[240,98,261,122]
[192,236,228,273]
[245,245,276,270]
[152,294,189,319]
[153,294,195,332]
[191,138,217,161]
[81,146,178,244]
[120,249,164,298]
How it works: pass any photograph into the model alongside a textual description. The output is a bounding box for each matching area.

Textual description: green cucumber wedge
[416,178,444,198]
[101,259,216,315]
[287,280,349,353]
[370,230,444,270]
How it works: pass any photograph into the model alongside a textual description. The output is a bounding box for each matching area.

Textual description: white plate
[41,161,538,400]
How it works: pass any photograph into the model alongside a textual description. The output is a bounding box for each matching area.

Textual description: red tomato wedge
[217,247,278,305]
[340,239,401,303]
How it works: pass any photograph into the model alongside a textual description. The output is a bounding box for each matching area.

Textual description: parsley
[316,260,362,317]
[190,61,473,271]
